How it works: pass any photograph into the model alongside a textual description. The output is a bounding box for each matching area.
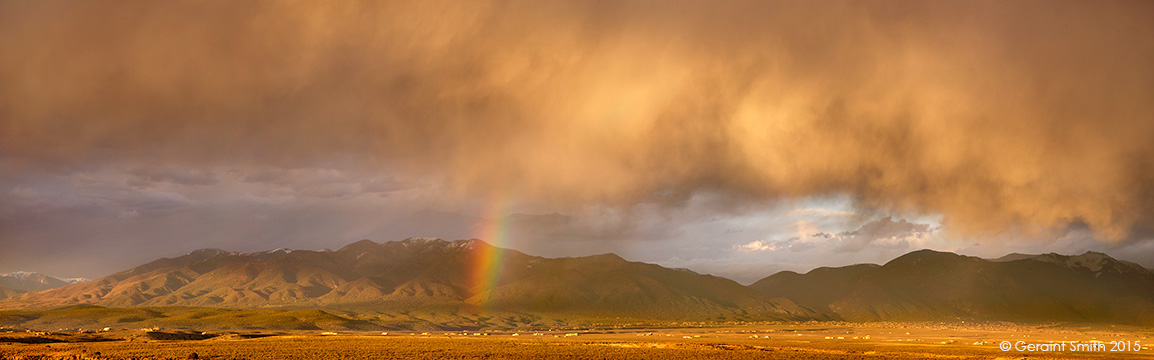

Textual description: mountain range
[2,239,1153,329]
[3,238,812,327]
[750,249,1154,324]
[0,272,87,300]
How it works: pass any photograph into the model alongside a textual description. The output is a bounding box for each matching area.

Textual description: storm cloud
[2,1,1154,278]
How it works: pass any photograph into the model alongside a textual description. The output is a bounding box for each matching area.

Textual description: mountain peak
[0,271,85,293]
[392,238,453,252]
[256,248,294,256]
[450,238,489,250]
[187,248,235,258]
[336,238,487,255]
[582,253,627,263]
[399,237,445,246]
[339,239,380,252]
[1063,251,1144,273]
[989,251,1145,274]
[883,249,969,267]
[990,253,1035,262]
[2,271,40,280]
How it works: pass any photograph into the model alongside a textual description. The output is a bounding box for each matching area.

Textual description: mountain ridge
[751,248,1154,324]
[0,271,89,300]
[989,251,1151,274]
[5,241,1152,327]
[3,238,812,323]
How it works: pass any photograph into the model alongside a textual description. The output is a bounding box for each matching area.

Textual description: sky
[2,0,1153,284]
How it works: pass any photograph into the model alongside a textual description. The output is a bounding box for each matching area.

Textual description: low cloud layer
[737,217,934,254]
[2,1,1153,277]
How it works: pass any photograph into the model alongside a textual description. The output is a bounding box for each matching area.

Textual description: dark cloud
[236,167,410,199]
[834,217,933,252]
[128,166,219,187]
[1,0,1153,277]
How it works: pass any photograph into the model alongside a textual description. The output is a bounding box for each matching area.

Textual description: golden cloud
[2,0,1152,240]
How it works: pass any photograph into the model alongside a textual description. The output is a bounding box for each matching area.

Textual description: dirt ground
[1,323,1151,359]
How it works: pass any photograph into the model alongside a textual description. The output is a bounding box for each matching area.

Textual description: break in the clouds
[736,217,934,254]
[1,1,1153,278]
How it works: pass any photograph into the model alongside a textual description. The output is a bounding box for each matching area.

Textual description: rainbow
[470,196,511,308]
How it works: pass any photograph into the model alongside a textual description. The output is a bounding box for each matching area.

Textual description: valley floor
[1,323,1152,359]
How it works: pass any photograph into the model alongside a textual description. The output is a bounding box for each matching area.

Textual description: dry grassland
[2,323,1152,359]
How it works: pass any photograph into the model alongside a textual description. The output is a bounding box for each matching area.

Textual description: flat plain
[2,322,1151,360]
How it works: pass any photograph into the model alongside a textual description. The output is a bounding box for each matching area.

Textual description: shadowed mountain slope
[0,287,21,301]
[751,250,1154,324]
[5,238,811,321]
